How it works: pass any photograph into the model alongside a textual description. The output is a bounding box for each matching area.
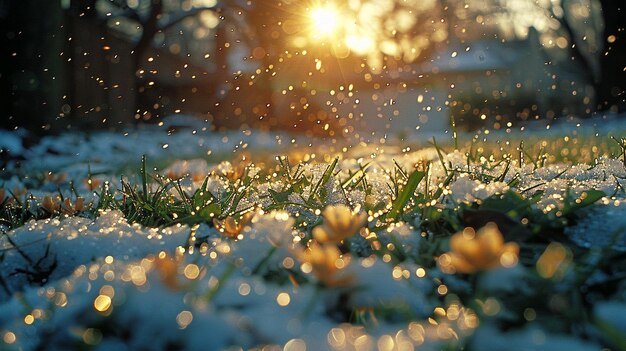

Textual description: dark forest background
[1,0,624,135]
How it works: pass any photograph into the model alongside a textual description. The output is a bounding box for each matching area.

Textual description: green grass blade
[386,170,425,221]
[141,155,148,202]
[308,156,338,203]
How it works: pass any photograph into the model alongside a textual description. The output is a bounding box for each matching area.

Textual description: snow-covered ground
[1,115,626,350]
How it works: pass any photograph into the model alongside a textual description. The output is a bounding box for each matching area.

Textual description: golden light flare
[276,292,291,307]
[299,0,447,71]
[345,34,375,55]
[536,242,572,279]
[183,264,201,280]
[176,310,193,329]
[308,4,341,39]
[93,295,112,313]
[3,331,16,344]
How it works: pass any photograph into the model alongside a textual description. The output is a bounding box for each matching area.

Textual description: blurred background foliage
[0,0,624,135]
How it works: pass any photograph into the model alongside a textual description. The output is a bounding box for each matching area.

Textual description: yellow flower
[42,196,85,215]
[438,223,519,274]
[45,172,67,184]
[297,242,354,287]
[0,188,24,206]
[11,187,26,199]
[84,177,103,191]
[42,195,59,213]
[165,160,208,182]
[62,197,85,215]
[153,255,182,290]
[213,211,255,239]
[223,163,247,182]
[312,204,367,244]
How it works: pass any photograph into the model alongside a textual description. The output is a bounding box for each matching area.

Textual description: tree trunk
[133,0,163,119]
[0,0,65,133]
[596,0,626,112]
[251,2,275,124]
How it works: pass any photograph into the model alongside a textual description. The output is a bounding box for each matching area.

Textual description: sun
[308,4,341,39]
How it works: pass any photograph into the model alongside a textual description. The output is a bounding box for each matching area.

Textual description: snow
[449,175,510,204]
[0,214,443,350]
[472,324,601,351]
[7,115,292,179]
[0,130,24,155]
[594,302,626,334]
[565,202,626,251]
[2,116,626,350]
[0,210,190,300]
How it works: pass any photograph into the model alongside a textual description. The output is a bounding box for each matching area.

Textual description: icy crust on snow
[5,122,625,240]
[3,144,625,258]
[472,324,601,351]
[3,123,626,349]
[336,148,626,252]
[0,254,454,351]
[0,258,248,351]
[335,147,625,210]
[448,175,510,204]
[0,210,190,300]
[565,202,626,251]
[11,121,285,179]
[0,208,447,350]
[0,211,469,351]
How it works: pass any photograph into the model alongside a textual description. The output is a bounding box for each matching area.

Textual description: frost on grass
[0,210,189,300]
[2,124,626,350]
[0,212,460,351]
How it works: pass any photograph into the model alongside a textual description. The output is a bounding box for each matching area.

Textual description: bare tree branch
[133,0,162,53]
[108,0,141,22]
[157,6,219,32]
[97,0,141,26]
[554,0,597,83]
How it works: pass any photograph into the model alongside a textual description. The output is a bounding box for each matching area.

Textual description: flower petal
[312,225,332,243]
[478,223,504,256]
[448,252,478,274]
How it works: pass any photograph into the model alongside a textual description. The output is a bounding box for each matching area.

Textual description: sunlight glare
[346,34,375,55]
[309,4,340,39]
